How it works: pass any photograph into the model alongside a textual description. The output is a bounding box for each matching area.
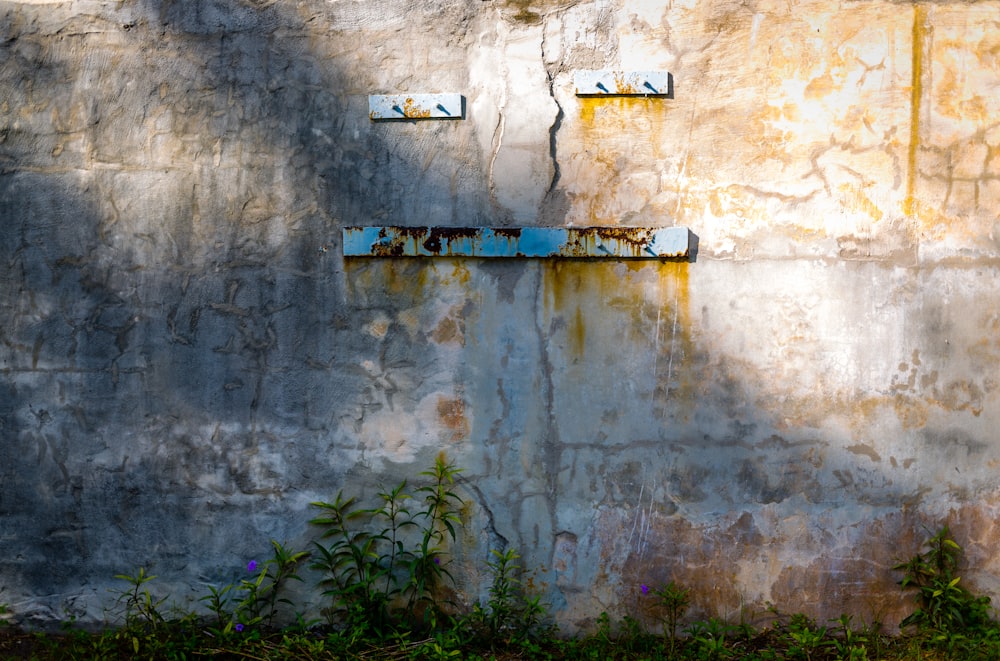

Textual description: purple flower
[641,584,650,595]
[434,557,440,565]
[247,560,257,573]
[235,623,244,632]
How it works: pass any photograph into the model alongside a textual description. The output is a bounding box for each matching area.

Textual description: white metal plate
[574,70,673,97]
[368,94,464,120]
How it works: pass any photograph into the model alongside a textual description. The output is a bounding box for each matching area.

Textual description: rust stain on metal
[492,227,523,239]
[343,226,691,259]
[424,227,479,254]
[612,72,639,95]
[401,97,432,118]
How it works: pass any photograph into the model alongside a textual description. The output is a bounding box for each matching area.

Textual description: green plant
[110,567,166,630]
[687,617,736,660]
[829,614,868,661]
[472,546,549,645]
[486,547,519,639]
[199,582,234,632]
[235,542,310,631]
[589,610,615,656]
[407,454,465,615]
[196,540,310,636]
[309,453,464,636]
[409,633,464,660]
[309,489,381,631]
[652,580,690,657]
[262,539,311,627]
[103,570,215,658]
[893,525,994,640]
[784,613,827,661]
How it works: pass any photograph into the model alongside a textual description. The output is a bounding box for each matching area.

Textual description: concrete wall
[2,0,1000,631]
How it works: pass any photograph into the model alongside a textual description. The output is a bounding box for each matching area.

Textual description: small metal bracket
[369,94,465,120]
[343,226,691,259]
[574,70,673,97]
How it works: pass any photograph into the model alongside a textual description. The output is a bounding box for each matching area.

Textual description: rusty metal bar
[343,226,691,258]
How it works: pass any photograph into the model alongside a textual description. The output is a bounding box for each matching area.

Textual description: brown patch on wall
[598,506,963,631]
[847,443,882,463]
[431,308,466,346]
[938,379,984,416]
[570,305,585,357]
[542,261,585,359]
[616,513,756,624]
[805,71,836,100]
[344,260,433,304]
[892,394,929,430]
[437,396,469,442]
[946,497,1000,578]
[769,557,902,624]
[502,0,542,24]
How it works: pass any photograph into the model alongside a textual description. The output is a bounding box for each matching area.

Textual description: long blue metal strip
[343,226,690,258]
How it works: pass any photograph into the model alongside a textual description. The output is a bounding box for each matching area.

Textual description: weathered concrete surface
[2,0,1000,633]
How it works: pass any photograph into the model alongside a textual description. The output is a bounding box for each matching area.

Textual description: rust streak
[401,97,432,119]
[905,5,927,217]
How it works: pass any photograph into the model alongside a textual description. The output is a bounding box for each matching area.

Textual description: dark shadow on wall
[0,0,493,614]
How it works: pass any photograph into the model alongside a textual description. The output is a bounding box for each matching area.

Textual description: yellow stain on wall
[543,261,587,358]
[541,260,692,385]
[837,183,884,222]
[746,103,796,166]
[904,4,927,218]
[804,71,836,100]
[574,96,675,225]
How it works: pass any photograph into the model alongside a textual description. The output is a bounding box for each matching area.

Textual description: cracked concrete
[474,12,560,223]
[2,0,1000,636]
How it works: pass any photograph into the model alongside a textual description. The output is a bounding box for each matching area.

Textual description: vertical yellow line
[905,4,927,217]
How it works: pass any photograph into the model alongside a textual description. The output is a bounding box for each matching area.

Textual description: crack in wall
[540,14,563,198]
[531,264,561,558]
[485,9,509,212]
[544,78,564,198]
